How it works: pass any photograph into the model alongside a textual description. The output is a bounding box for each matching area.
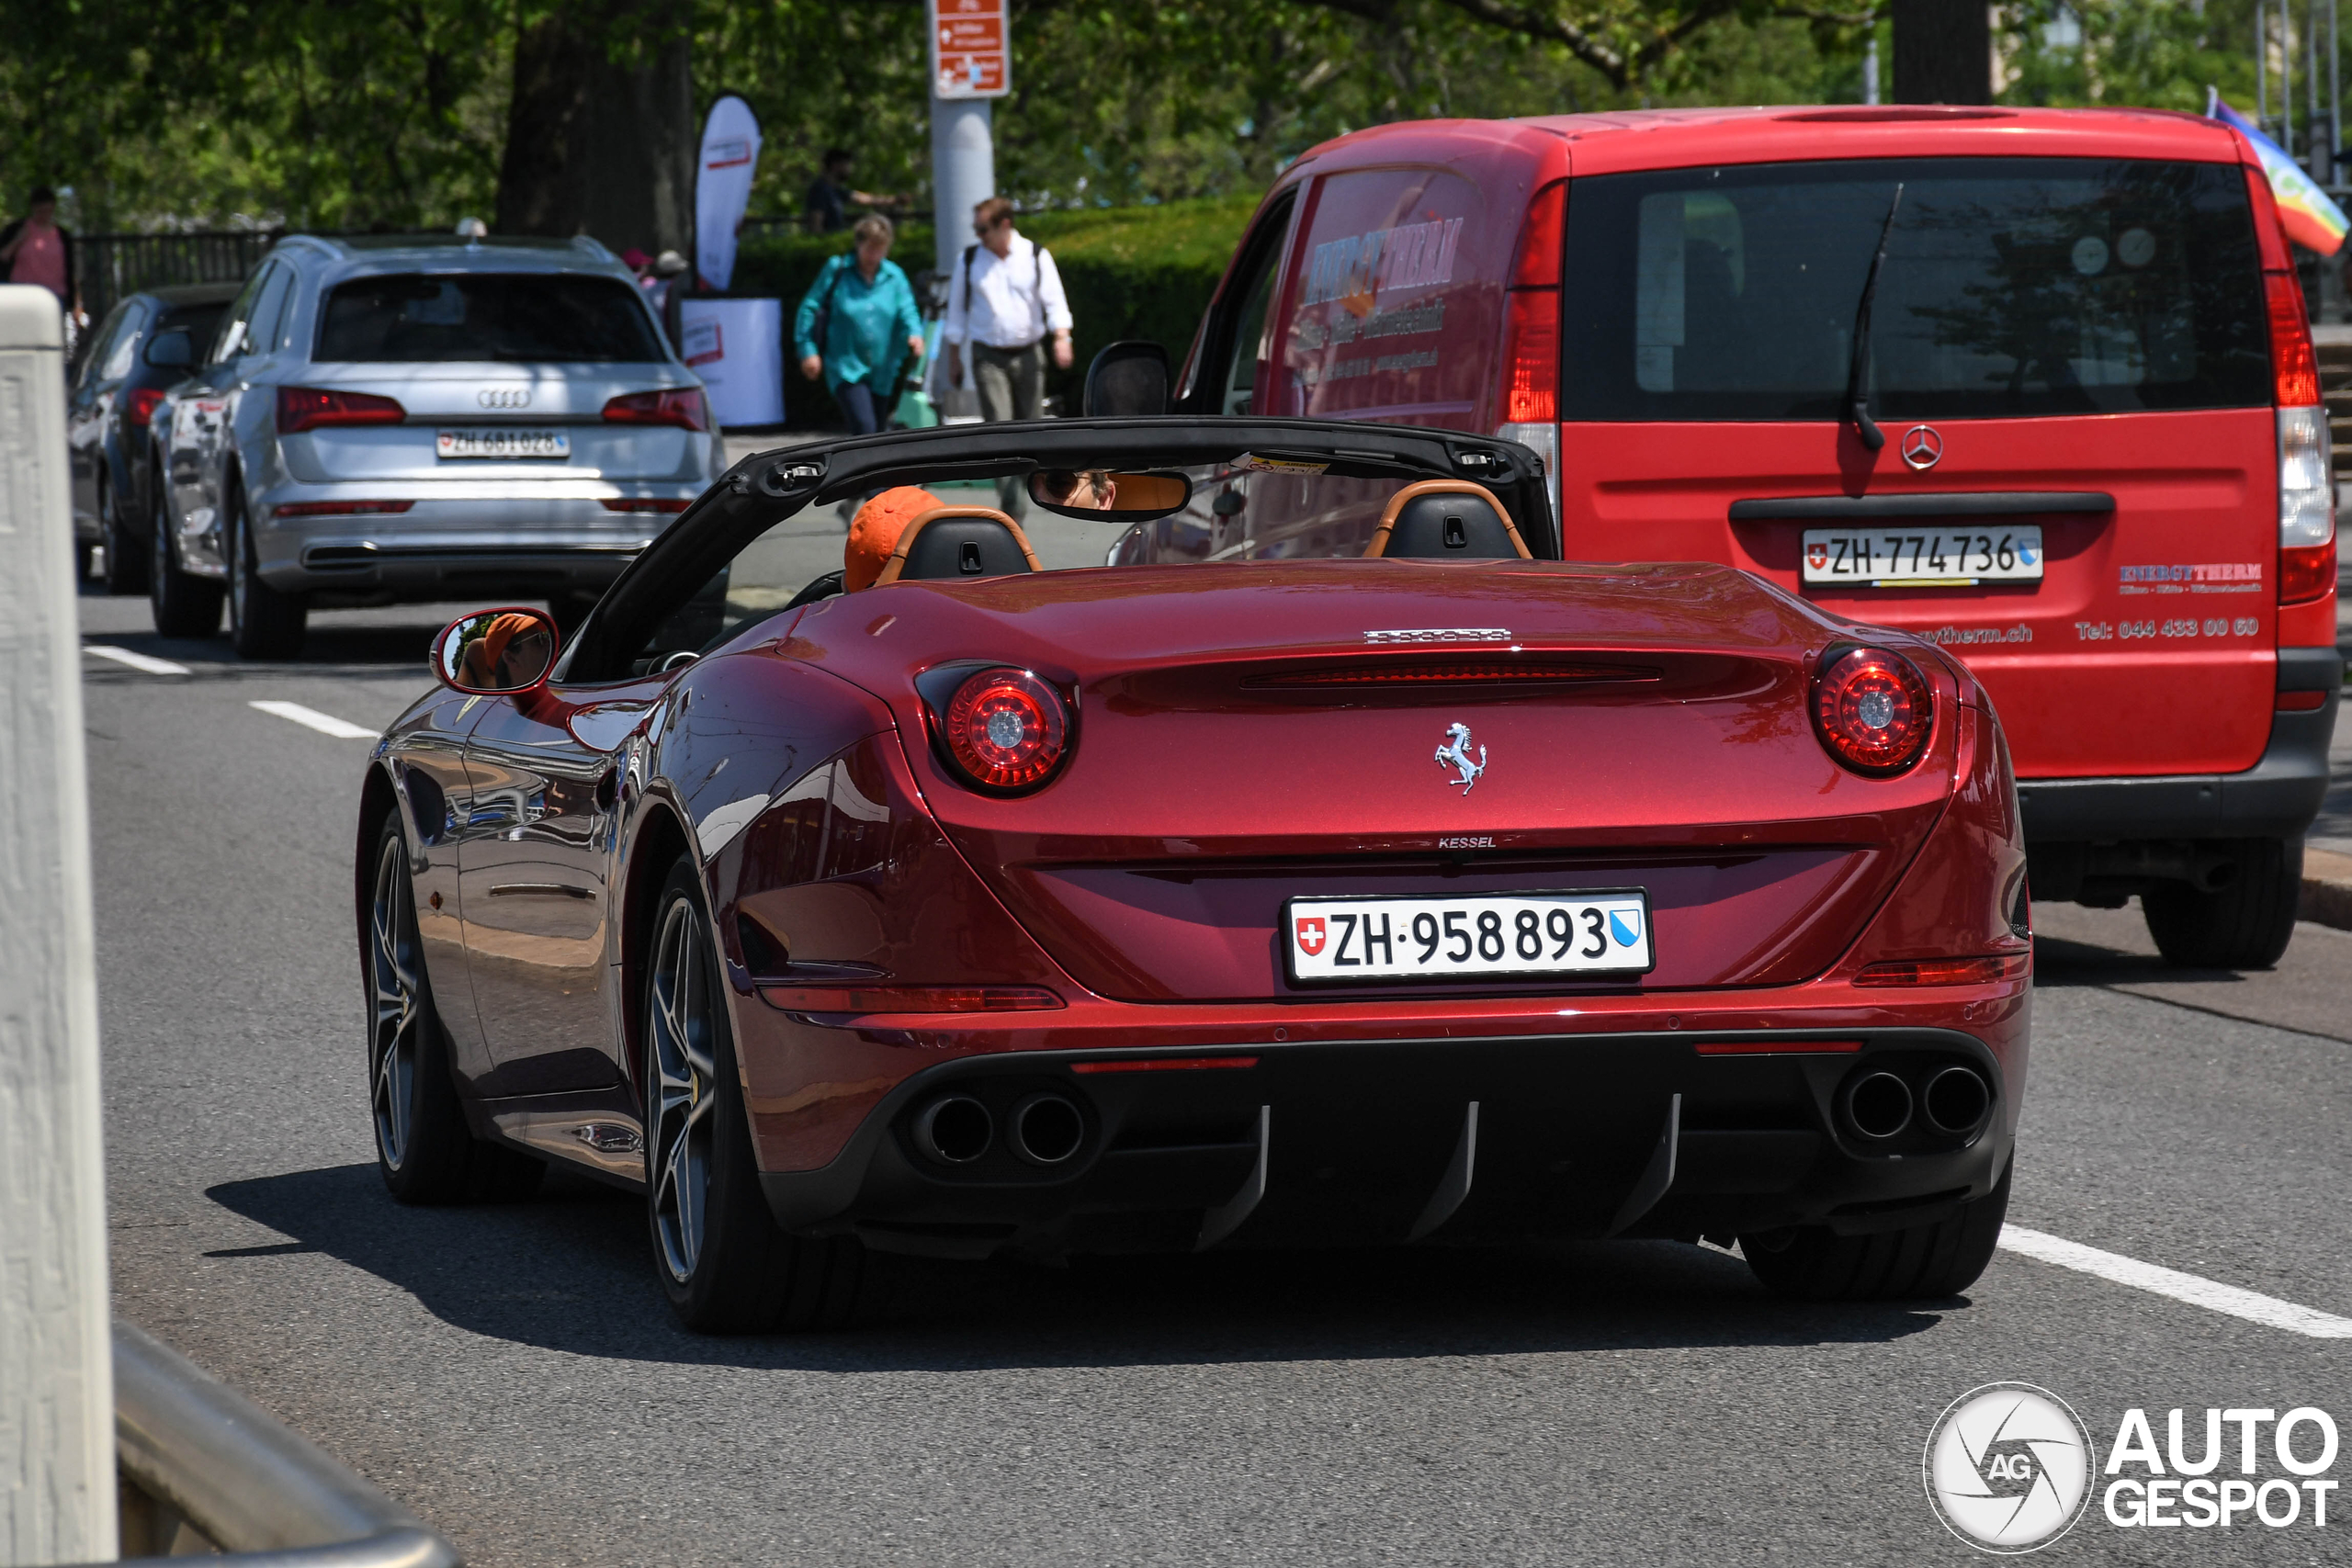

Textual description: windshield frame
[556,417,1555,685]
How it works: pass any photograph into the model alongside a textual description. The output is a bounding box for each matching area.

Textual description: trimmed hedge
[727,195,1260,427]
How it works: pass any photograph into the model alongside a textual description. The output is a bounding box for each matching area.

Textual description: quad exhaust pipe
[1921,1066,1991,1135]
[914,1096,993,1164]
[911,1092,1088,1166]
[1012,1094,1084,1165]
[1839,1065,1992,1142]
[1844,1071,1914,1140]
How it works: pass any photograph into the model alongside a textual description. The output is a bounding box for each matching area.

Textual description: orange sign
[930,0,1008,99]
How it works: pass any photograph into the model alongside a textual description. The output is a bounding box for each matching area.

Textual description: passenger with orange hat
[843,485,944,590]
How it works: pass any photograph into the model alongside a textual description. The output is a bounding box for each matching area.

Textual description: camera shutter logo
[1924,1382,2096,1553]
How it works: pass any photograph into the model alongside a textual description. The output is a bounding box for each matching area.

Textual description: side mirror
[432,606,559,696]
[143,329,194,369]
[1082,340,1170,417]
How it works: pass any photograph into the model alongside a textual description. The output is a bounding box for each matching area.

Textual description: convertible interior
[551,418,1555,686]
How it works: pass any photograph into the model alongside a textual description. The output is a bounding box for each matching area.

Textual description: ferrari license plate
[1285,890,1654,984]
[1801,526,2042,586]
[435,427,570,460]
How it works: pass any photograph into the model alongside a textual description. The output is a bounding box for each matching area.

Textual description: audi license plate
[1801,526,2042,586]
[1285,890,1654,984]
[435,428,570,460]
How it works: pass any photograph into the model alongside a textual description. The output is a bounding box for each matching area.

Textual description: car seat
[874,506,1044,584]
[1363,480,1531,560]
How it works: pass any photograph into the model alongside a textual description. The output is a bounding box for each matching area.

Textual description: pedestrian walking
[795,214,925,438]
[940,197,1072,515]
[1,186,82,336]
[803,149,898,233]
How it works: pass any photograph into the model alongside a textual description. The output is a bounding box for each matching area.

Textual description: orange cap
[844,486,944,591]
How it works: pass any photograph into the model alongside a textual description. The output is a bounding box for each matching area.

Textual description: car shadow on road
[207,1163,1953,1373]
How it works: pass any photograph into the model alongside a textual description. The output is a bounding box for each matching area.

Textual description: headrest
[874,506,1043,585]
[1364,480,1530,561]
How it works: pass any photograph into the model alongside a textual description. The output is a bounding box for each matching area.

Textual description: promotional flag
[2208,89,2349,255]
[695,94,763,291]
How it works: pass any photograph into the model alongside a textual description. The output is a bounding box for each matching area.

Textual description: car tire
[227,480,308,660]
[148,475,222,638]
[642,854,864,1333]
[2142,837,2301,970]
[1740,1159,2010,1302]
[365,815,546,1205]
[102,473,148,595]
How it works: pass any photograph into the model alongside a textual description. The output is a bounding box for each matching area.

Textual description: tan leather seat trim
[1363,479,1531,560]
[873,505,1045,585]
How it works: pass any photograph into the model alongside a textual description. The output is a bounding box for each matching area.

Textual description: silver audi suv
[147,233,722,658]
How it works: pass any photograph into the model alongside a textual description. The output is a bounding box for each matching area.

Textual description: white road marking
[85,645,189,676]
[1999,1224,2352,1338]
[248,700,377,740]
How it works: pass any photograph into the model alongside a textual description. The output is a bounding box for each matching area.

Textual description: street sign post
[0,285,118,1562]
[929,0,1009,99]
[927,0,1006,412]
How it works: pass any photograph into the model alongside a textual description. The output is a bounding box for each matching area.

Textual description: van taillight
[2271,274,2335,603]
[1498,181,1566,522]
[1501,290,1559,423]
[2267,271,2321,406]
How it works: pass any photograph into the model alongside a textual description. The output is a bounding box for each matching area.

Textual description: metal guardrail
[70,1322,460,1567]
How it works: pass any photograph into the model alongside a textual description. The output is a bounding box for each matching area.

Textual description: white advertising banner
[929,0,1009,99]
[678,298,784,428]
[694,94,762,291]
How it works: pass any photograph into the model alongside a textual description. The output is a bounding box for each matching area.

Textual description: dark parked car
[67,284,237,593]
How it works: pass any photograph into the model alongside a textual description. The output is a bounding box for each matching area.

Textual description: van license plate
[1802,526,2042,586]
[1285,890,1654,984]
[435,428,571,460]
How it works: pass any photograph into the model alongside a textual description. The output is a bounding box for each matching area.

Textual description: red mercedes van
[1171,107,2340,968]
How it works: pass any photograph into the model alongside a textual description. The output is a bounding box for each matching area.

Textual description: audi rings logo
[1900,424,1944,470]
[477,388,532,410]
[1925,1383,2096,1553]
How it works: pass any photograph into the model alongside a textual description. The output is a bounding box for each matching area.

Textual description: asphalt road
[82,580,2351,1567]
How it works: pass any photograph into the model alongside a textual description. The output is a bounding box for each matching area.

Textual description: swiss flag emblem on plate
[1295,917,1327,956]
[1806,542,1829,570]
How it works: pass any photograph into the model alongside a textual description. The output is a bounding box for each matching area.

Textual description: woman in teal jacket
[795,213,925,435]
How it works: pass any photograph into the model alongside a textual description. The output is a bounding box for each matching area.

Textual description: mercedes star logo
[1900,424,1943,470]
[477,388,531,410]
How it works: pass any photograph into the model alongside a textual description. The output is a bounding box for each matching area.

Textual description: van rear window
[1559,157,2267,422]
[318,273,665,363]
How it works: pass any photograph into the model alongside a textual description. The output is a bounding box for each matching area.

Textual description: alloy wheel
[647,896,718,1284]
[368,832,424,1170]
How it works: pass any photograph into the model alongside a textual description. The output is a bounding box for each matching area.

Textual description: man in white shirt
[942,197,1074,513]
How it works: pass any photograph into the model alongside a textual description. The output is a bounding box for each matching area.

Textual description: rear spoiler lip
[1729,491,2115,521]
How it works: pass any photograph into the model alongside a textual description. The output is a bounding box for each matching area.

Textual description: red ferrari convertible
[357,416,2029,1332]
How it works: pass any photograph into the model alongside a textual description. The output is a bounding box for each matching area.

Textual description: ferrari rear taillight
[940,667,1069,792]
[1853,954,2030,986]
[123,387,165,428]
[757,984,1062,1014]
[277,386,406,434]
[603,388,709,432]
[1811,645,1932,776]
